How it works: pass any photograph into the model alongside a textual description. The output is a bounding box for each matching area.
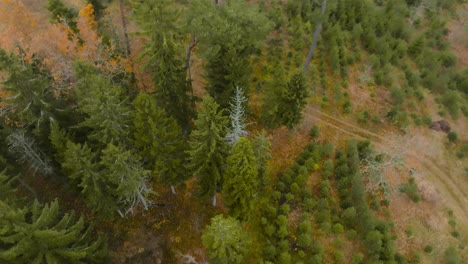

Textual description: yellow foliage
[79,4,98,31]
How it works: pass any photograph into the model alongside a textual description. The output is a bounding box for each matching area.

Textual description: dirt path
[304,106,468,230]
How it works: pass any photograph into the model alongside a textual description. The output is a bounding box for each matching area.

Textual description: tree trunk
[185,35,198,83]
[170,185,176,195]
[303,0,328,72]
[212,195,217,206]
[119,0,131,57]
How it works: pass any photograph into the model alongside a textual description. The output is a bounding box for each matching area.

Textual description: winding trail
[304,106,468,224]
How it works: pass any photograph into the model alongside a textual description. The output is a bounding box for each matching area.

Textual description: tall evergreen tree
[262,71,309,129]
[0,199,107,263]
[99,143,152,216]
[61,140,151,216]
[186,95,228,206]
[0,48,58,131]
[132,0,194,132]
[223,137,259,220]
[61,140,111,214]
[251,130,271,188]
[132,93,188,194]
[202,214,250,264]
[189,0,272,108]
[74,62,131,145]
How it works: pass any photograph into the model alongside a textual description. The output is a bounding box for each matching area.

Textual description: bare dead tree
[358,64,373,84]
[303,0,327,72]
[119,176,153,217]
[361,134,414,196]
[6,130,54,176]
[225,86,249,145]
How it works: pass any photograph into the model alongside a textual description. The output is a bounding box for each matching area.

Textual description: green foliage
[447,131,458,143]
[202,214,250,264]
[0,170,16,202]
[252,131,271,188]
[223,138,259,220]
[0,48,57,129]
[132,93,188,188]
[187,96,228,199]
[444,246,461,264]
[74,62,131,145]
[189,0,272,108]
[0,199,107,263]
[262,71,309,129]
[62,141,151,215]
[132,0,194,131]
[309,125,320,139]
[441,90,464,119]
[424,245,433,254]
[47,0,78,32]
[399,177,421,202]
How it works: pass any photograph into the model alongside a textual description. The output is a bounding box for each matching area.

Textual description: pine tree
[132,0,194,132]
[132,93,188,194]
[225,86,249,145]
[202,214,250,264]
[74,62,131,145]
[223,137,259,220]
[0,199,107,263]
[186,95,228,206]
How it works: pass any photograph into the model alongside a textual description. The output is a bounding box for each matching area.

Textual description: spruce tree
[132,0,194,132]
[74,62,131,146]
[262,71,309,129]
[186,95,228,206]
[132,93,188,194]
[75,62,131,146]
[99,143,152,215]
[281,72,309,129]
[251,130,272,188]
[61,140,112,214]
[223,137,259,220]
[189,0,272,108]
[62,140,151,216]
[0,48,57,130]
[202,214,250,264]
[0,199,107,263]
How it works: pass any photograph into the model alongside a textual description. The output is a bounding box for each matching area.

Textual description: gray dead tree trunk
[303,0,328,72]
[119,0,131,57]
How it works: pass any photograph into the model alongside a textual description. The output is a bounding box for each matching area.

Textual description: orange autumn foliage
[0,1,132,85]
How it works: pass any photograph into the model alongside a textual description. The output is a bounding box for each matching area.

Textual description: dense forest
[0,0,467,263]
